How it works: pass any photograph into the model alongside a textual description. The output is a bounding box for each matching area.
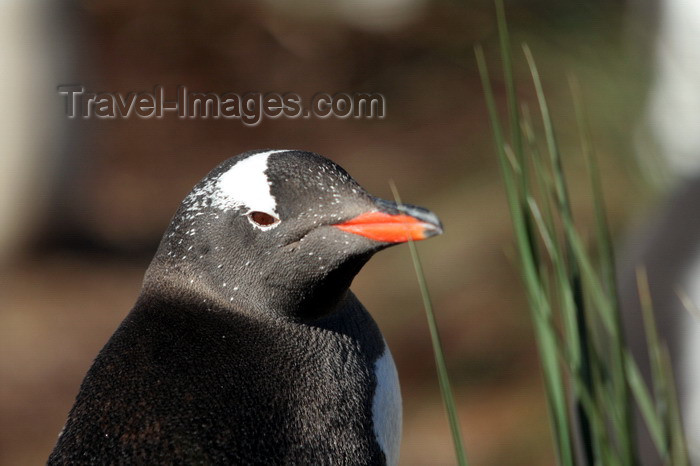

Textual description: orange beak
[333,209,442,243]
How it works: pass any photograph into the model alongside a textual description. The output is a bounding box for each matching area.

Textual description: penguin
[48,149,443,465]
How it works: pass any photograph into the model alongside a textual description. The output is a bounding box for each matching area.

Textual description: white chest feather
[372,346,402,466]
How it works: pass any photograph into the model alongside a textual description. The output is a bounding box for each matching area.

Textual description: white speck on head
[57,422,66,439]
[372,344,402,466]
[214,149,289,222]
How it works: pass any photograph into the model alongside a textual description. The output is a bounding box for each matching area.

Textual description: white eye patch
[213,149,289,229]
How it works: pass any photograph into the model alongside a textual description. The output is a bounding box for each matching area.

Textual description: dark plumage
[49,150,442,464]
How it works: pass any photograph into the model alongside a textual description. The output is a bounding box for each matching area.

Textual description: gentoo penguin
[49,149,443,465]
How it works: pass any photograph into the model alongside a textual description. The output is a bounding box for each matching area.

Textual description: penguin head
[146,149,442,321]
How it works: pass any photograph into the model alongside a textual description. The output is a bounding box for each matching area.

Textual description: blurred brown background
[0,0,662,464]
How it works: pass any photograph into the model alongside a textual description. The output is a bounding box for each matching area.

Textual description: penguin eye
[248,211,279,227]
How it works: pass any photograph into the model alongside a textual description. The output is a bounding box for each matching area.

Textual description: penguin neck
[143,252,372,323]
[271,254,372,322]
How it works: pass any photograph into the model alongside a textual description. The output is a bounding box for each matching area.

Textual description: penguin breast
[372,345,402,466]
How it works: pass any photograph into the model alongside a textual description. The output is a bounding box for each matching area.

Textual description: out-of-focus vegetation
[478,3,687,463]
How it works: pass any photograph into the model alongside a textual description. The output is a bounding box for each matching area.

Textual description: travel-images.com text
[57,86,386,126]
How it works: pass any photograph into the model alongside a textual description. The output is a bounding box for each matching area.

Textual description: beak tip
[422,221,443,239]
[394,203,443,240]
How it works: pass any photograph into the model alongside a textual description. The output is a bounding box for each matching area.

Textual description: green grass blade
[569,75,618,309]
[636,268,690,465]
[624,351,667,457]
[522,44,574,230]
[570,75,637,464]
[476,43,574,466]
[566,229,616,334]
[527,196,581,366]
[495,0,543,307]
[496,0,525,184]
[389,182,468,466]
[659,347,690,465]
[636,267,669,457]
[522,42,594,464]
[522,103,556,238]
[676,287,700,320]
